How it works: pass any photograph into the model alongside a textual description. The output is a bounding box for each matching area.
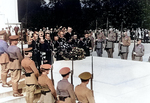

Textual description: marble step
[0,75,25,99]
[0,93,41,103]
[0,94,26,103]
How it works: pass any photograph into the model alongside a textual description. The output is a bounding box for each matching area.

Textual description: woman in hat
[56,67,76,103]
[38,64,57,103]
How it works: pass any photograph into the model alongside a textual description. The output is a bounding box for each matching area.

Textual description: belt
[10,58,18,62]
[41,90,51,95]
[59,96,70,101]
[25,72,33,77]
[9,69,21,71]
[26,84,35,86]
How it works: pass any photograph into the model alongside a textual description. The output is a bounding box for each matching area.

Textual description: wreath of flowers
[61,47,86,60]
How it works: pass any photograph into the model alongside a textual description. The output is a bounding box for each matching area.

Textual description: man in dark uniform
[21,47,39,103]
[78,37,85,49]
[58,31,66,44]
[144,29,149,43]
[69,35,79,47]
[40,33,54,65]
[64,27,73,42]
[58,32,66,60]
[53,36,61,61]
[28,33,41,72]
[82,34,92,56]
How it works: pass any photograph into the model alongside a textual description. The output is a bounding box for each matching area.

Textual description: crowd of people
[0,25,149,103]
[0,26,96,103]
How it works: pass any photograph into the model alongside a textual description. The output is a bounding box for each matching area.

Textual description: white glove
[133,52,136,55]
[120,42,123,45]
[106,37,108,40]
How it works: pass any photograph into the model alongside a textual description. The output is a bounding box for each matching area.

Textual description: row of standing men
[27,26,145,73]
[0,29,95,103]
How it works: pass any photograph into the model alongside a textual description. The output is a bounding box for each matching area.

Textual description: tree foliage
[18,0,150,34]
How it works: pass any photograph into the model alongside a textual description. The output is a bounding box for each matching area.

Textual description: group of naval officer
[26,26,94,72]
[0,29,95,103]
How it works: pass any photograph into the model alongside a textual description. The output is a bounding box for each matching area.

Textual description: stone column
[0,0,20,34]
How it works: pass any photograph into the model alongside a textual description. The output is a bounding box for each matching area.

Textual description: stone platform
[1,43,150,103]
[52,57,150,103]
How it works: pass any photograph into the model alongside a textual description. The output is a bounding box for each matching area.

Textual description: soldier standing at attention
[21,47,39,103]
[7,35,23,97]
[57,67,76,103]
[118,32,131,59]
[38,64,56,103]
[0,30,11,87]
[40,33,54,65]
[132,38,144,61]
[53,36,61,61]
[104,28,116,58]
[75,72,95,103]
[28,33,41,72]
[82,34,92,56]
[64,27,73,42]
[95,31,106,57]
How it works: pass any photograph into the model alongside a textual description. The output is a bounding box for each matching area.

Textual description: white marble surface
[51,56,150,103]
[1,43,150,103]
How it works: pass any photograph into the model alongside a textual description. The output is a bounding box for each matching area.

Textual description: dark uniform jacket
[64,32,73,42]
[28,39,41,69]
[82,37,92,56]
[40,39,54,65]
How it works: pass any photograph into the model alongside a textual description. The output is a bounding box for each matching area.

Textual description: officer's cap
[9,35,19,40]
[79,72,92,80]
[40,64,51,70]
[23,47,32,52]
[59,67,70,75]
[0,30,6,35]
